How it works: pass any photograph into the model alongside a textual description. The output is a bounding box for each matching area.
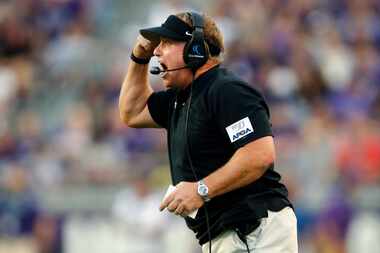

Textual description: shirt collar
[176,64,220,99]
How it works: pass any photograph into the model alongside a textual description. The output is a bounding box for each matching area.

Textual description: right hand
[132,35,159,59]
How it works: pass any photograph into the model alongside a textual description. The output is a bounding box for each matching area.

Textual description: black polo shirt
[147,66,291,244]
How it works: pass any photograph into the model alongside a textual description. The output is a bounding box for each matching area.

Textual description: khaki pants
[201,207,298,253]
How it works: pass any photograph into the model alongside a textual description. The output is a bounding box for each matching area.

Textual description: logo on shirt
[226,117,254,143]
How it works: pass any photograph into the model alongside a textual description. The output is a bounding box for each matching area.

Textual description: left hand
[132,35,159,59]
[159,181,204,217]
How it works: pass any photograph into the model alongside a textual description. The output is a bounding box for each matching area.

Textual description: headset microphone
[150,66,162,75]
[150,65,189,75]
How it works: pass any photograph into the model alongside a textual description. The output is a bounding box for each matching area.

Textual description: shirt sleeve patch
[225,117,254,143]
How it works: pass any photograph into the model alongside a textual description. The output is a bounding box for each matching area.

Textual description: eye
[161,38,176,46]
[161,38,169,44]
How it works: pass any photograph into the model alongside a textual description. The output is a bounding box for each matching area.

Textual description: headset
[180,12,212,253]
[184,12,250,253]
[183,12,209,71]
[150,12,211,75]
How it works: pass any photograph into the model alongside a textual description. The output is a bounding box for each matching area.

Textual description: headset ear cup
[183,12,209,71]
[183,30,209,70]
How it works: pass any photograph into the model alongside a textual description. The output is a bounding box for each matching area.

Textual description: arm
[119,35,159,128]
[204,136,275,198]
[160,136,275,215]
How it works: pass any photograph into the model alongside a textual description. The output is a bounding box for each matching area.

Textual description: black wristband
[130,53,150,64]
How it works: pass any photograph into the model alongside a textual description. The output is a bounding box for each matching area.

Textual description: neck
[194,59,220,79]
[182,59,220,89]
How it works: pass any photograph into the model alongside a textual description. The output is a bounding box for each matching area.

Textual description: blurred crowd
[1,0,380,252]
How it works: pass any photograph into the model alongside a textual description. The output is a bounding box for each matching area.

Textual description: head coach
[119,11,298,253]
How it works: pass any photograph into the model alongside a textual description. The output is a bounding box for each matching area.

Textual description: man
[119,12,298,253]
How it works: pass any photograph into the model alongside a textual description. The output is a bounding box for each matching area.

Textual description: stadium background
[1,0,380,252]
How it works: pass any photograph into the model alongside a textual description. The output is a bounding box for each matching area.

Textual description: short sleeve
[208,81,273,149]
[147,89,176,129]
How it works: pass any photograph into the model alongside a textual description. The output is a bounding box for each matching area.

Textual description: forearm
[119,61,153,125]
[204,137,275,199]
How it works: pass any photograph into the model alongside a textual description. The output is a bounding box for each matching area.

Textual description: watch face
[198,185,208,196]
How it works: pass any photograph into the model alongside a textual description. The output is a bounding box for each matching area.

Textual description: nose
[153,41,162,57]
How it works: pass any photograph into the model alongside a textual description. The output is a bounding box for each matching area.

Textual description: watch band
[130,52,151,64]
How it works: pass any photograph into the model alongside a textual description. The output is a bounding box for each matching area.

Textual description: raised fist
[132,35,159,59]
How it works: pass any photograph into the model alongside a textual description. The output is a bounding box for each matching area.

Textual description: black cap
[140,14,221,56]
[140,15,192,42]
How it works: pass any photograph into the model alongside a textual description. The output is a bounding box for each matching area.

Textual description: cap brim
[140,26,188,42]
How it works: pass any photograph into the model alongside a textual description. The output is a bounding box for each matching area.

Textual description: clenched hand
[132,35,159,59]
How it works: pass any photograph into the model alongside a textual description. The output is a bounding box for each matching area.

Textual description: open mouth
[160,62,168,71]
[158,62,168,77]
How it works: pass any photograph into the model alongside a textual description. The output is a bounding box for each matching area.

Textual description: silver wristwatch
[197,180,211,202]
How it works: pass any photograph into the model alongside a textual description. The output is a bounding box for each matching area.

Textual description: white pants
[201,207,298,253]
